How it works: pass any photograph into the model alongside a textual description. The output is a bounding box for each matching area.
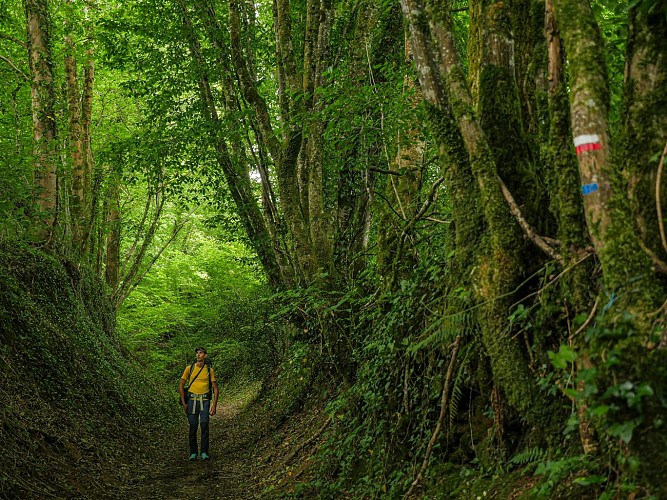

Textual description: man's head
[194,346,208,362]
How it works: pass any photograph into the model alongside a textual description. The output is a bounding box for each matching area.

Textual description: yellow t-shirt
[181,363,216,394]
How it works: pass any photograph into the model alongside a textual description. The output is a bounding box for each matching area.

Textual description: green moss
[0,242,179,497]
[615,8,667,275]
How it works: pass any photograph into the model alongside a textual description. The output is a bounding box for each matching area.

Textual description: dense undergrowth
[0,243,179,498]
[266,249,667,499]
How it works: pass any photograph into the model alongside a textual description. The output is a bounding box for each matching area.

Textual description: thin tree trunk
[105,179,120,289]
[24,0,57,245]
[545,0,597,455]
[80,48,95,256]
[64,30,85,251]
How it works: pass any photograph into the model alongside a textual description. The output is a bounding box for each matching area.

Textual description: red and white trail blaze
[573,134,601,155]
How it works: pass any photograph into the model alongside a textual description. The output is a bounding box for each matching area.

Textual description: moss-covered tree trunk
[618,6,667,277]
[545,0,597,454]
[614,6,667,494]
[552,0,663,316]
[104,179,120,290]
[401,0,554,430]
[24,0,57,245]
[80,46,95,257]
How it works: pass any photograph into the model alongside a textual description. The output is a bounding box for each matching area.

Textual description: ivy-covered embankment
[0,243,179,498]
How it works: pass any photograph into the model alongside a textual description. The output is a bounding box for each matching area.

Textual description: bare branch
[0,55,29,80]
[574,296,599,336]
[404,336,462,498]
[638,237,667,275]
[369,167,404,176]
[0,32,27,48]
[282,416,331,466]
[497,175,563,263]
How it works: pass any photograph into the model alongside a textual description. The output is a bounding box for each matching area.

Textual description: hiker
[179,346,219,461]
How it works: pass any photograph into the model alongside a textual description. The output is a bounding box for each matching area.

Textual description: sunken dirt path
[128,387,267,499]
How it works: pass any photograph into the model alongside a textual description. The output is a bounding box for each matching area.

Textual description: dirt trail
[129,392,264,499]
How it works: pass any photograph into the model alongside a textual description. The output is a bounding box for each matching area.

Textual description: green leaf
[608,422,635,443]
[573,475,606,486]
[590,405,610,417]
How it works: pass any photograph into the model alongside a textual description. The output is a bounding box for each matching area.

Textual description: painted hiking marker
[574,134,601,154]
[581,183,599,195]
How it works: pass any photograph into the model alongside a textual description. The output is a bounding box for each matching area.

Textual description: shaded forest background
[1,0,667,497]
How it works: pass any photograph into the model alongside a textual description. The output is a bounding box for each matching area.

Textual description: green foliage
[297,244,484,498]
[117,216,279,388]
[545,309,667,497]
[532,454,589,497]
[509,446,547,467]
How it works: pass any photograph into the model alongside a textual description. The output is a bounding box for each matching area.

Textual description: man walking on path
[179,347,219,461]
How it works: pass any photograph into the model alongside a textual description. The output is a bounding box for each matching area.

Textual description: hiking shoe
[201,453,209,461]
[189,453,198,461]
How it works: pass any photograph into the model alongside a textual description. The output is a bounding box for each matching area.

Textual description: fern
[448,350,470,426]
[409,309,476,353]
[509,446,547,466]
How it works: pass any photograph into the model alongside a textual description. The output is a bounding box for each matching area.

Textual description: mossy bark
[618,7,667,271]
[553,0,664,317]
[614,7,667,494]
[64,26,85,252]
[472,0,548,239]
[545,0,594,312]
[402,0,554,430]
[104,179,120,290]
[24,0,58,245]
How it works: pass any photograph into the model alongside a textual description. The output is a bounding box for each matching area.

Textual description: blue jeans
[187,398,210,455]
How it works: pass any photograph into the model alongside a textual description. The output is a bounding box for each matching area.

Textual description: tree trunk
[545,0,597,454]
[553,0,663,314]
[471,0,544,237]
[105,179,120,289]
[619,7,667,270]
[24,0,57,245]
[64,30,85,251]
[402,0,551,429]
[178,0,284,288]
[80,42,95,257]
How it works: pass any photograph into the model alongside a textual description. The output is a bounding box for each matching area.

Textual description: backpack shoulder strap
[187,361,205,389]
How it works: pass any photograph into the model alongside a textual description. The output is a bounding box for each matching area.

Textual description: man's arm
[179,378,187,409]
[210,381,219,415]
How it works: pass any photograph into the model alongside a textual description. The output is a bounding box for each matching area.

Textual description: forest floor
[122,382,328,499]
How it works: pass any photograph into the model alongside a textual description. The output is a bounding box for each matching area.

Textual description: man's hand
[182,403,187,414]
[210,404,217,416]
